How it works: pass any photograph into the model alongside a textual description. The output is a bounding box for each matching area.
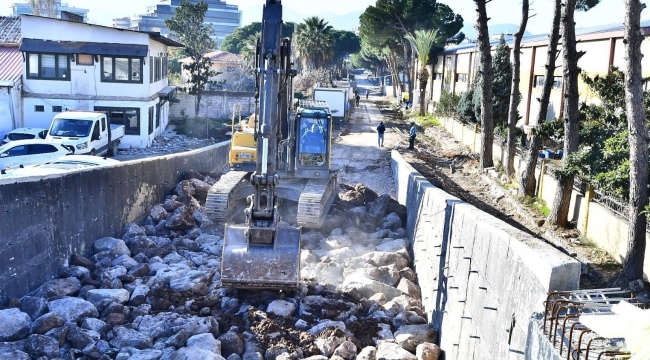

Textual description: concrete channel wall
[437,116,650,279]
[0,142,230,304]
[391,150,581,360]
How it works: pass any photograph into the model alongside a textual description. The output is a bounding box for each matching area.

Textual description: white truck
[46,111,125,156]
[314,88,349,130]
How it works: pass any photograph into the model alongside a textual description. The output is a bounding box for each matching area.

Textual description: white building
[19,15,183,149]
[0,17,22,140]
[12,0,89,22]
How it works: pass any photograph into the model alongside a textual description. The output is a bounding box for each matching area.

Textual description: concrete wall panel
[0,142,230,303]
[391,150,580,360]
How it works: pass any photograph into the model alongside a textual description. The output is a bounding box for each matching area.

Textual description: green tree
[548,0,601,228]
[295,17,335,70]
[405,30,444,116]
[622,0,648,282]
[220,22,295,54]
[331,30,361,76]
[165,1,217,114]
[492,35,513,129]
[457,88,476,123]
[360,0,464,102]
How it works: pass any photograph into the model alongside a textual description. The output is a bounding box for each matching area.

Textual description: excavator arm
[220,0,301,290]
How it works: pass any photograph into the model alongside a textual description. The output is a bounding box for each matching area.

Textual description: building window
[26,53,70,80]
[155,104,161,128]
[35,105,45,112]
[163,56,168,79]
[52,106,62,112]
[155,57,162,82]
[101,56,143,83]
[150,56,154,83]
[77,54,93,66]
[94,107,140,136]
[455,73,468,83]
[148,106,154,135]
[534,75,563,90]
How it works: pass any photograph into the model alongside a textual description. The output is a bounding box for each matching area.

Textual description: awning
[158,86,179,104]
[20,38,148,57]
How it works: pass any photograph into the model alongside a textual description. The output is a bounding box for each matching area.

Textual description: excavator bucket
[221,224,301,290]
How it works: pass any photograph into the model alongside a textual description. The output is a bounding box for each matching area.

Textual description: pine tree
[492,35,513,129]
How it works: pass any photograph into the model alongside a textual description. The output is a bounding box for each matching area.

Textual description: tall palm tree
[295,17,335,70]
[240,33,259,65]
[405,30,444,116]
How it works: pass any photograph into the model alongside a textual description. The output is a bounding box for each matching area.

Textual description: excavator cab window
[298,111,328,167]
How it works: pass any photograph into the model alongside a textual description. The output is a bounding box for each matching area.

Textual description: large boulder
[109,326,153,349]
[218,331,244,357]
[380,213,402,231]
[332,341,357,359]
[376,239,411,262]
[66,325,100,350]
[356,346,377,360]
[19,296,48,321]
[187,333,221,354]
[416,343,441,360]
[266,300,296,318]
[362,252,409,270]
[94,237,130,256]
[376,342,416,360]
[30,312,64,335]
[25,334,59,358]
[190,179,211,204]
[123,223,147,243]
[150,204,169,223]
[396,279,421,299]
[47,297,99,324]
[166,206,197,230]
[0,309,31,341]
[35,277,82,300]
[86,289,130,307]
[171,347,226,360]
[341,273,403,301]
[394,325,437,352]
[169,270,212,295]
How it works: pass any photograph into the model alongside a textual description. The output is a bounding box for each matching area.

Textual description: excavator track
[296,174,338,228]
[206,171,250,222]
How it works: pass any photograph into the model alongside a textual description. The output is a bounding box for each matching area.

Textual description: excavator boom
[220,0,302,290]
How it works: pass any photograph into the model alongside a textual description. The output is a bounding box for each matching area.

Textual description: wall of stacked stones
[0,142,230,304]
[391,150,581,359]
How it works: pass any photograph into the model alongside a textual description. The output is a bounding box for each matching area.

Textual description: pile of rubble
[0,175,441,360]
[117,135,219,158]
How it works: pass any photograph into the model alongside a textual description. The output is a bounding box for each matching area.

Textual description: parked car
[1,155,119,176]
[2,127,48,145]
[46,111,125,156]
[0,139,73,170]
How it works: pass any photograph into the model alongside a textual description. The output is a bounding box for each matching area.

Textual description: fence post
[580,185,595,235]
[537,159,546,198]
[473,124,478,153]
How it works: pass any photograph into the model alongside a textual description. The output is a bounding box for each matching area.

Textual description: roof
[442,19,650,54]
[0,47,22,83]
[0,17,20,44]
[21,39,148,57]
[22,15,184,48]
[180,50,242,64]
[54,111,106,120]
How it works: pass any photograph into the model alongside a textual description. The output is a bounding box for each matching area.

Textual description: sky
[0,0,638,35]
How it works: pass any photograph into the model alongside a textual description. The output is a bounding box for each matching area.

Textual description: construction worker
[377,121,386,147]
[408,122,417,150]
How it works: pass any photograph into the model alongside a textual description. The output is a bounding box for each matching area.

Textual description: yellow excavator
[205,0,337,290]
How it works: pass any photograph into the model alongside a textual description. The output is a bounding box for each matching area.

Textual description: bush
[434,90,461,119]
[457,88,476,123]
[414,114,440,128]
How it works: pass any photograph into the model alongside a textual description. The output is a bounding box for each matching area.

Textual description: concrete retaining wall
[0,142,230,304]
[170,91,256,120]
[437,116,650,279]
[391,150,581,360]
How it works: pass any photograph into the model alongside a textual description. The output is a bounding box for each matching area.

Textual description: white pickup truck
[46,111,125,156]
